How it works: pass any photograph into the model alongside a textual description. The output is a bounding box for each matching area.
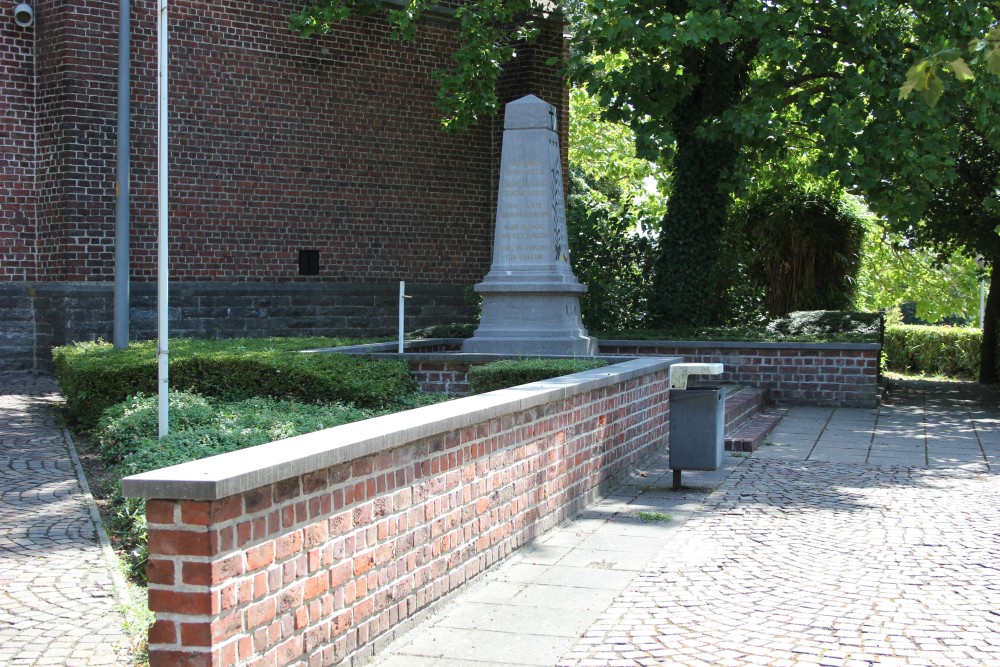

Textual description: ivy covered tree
[569,2,995,326]
[292,0,999,380]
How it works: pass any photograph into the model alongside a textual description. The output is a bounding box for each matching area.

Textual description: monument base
[462,335,597,356]
[463,291,597,356]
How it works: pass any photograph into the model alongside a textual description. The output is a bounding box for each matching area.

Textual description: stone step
[725,408,789,453]
[684,384,786,453]
[722,385,768,434]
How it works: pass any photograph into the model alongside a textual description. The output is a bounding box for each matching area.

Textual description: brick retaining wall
[123,357,675,667]
[343,339,880,408]
[599,341,880,408]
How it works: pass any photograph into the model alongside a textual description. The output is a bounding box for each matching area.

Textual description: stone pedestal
[464,95,596,356]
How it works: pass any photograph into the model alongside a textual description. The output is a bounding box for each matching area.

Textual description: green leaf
[899,61,929,100]
[988,48,1000,76]
[947,58,975,81]
[920,73,945,107]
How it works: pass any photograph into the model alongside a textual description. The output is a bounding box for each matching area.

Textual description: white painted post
[398,281,410,354]
[157,0,169,438]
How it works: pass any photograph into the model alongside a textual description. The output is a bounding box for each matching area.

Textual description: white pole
[981,278,986,330]
[398,281,406,354]
[157,0,169,438]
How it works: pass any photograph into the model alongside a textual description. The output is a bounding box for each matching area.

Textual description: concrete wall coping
[121,356,679,502]
[324,338,882,356]
[599,339,881,351]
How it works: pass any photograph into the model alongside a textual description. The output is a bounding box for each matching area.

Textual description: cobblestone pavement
[0,372,129,666]
[558,380,1000,667]
[375,380,1000,667]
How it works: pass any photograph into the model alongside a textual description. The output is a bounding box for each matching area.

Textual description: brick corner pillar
[144,496,245,667]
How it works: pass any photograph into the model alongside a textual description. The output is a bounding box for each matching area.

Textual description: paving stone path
[558,460,1000,667]
[557,381,1000,667]
[0,372,129,666]
[376,380,1000,667]
[1,371,997,667]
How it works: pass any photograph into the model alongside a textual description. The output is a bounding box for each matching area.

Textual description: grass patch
[634,511,673,522]
[117,575,155,667]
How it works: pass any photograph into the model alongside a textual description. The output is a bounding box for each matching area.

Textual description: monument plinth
[463,95,597,356]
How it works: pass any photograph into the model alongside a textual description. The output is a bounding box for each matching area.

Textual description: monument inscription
[463,95,596,356]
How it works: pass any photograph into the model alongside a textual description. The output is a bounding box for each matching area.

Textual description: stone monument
[463,95,597,356]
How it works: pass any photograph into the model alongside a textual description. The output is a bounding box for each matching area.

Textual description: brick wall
[408,360,472,394]
[122,357,673,667]
[1,0,567,369]
[15,0,567,284]
[0,13,35,280]
[336,339,880,408]
[599,341,880,407]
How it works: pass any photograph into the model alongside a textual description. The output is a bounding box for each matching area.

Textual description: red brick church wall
[0,0,567,369]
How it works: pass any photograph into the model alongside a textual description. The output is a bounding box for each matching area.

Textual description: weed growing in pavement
[635,511,673,522]
[115,563,154,667]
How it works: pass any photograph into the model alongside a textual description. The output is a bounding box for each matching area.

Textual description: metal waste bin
[669,386,725,489]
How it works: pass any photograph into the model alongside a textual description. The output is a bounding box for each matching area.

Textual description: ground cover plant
[468,358,610,394]
[53,336,406,431]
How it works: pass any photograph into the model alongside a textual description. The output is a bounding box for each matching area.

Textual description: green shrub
[729,186,866,317]
[407,323,477,339]
[883,324,981,379]
[765,310,883,338]
[468,358,609,394]
[53,337,410,431]
[596,311,882,344]
[98,391,385,581]
[568,168,658,330]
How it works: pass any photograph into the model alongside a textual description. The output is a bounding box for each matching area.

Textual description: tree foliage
[900,25,1000,107]
[729,186,866,318]
[854,223,984,326]
[570,0,999,379]
[567,88,664,329]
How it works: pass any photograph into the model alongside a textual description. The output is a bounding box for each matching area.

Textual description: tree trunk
[651,132,737,325]
[980,261,998,384]
[649,41,753,327]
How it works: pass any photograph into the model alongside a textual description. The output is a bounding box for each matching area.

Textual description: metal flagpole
[113,0,130,349]
[157,0,169,437]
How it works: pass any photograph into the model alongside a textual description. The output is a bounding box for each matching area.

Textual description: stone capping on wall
[598,338,881,352]
[121,356,677,502]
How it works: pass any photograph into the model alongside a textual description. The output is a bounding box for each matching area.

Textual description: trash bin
[669,386,725,489]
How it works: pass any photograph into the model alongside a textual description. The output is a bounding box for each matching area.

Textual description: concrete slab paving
[372,379,1000,667]
[3,371,998,667]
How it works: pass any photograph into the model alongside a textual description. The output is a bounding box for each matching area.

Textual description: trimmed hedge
[407,323,477,339]
[53,337,413,431]
[765,310,882,338]
[468,358,609,394]
[598,310,881,344]
[883,325,981,380]
[95,392,390,581]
